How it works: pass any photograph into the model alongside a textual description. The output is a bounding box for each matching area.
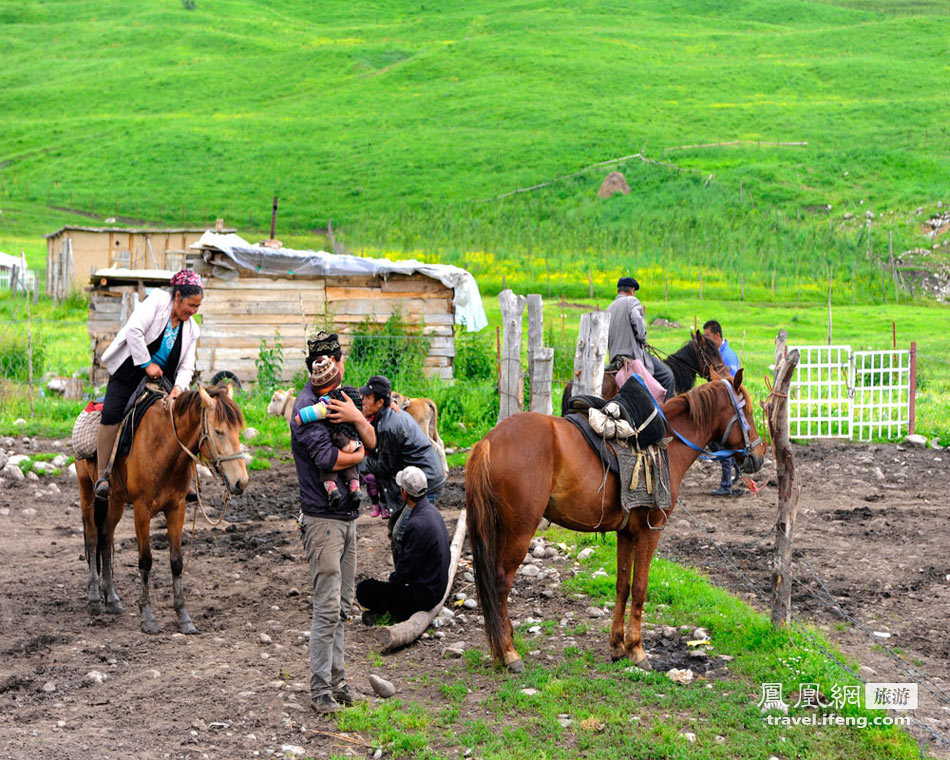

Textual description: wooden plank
[421,313,455,325]
[330,298,450,316]
[201,313,304,326]
[201,299,312,316]
[203,289,323,302]
[206,278,327,291]
[380,276,449,294]
[325,286,450,301]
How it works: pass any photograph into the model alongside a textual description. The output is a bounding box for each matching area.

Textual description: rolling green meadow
[0,2,948,756]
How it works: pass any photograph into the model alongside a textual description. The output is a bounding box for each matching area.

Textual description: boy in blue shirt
[703,320,741,496]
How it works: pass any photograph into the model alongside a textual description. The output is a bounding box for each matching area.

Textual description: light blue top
[719,339,740,375]
[141,319,180,369]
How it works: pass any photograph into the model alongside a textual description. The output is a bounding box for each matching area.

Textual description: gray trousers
[300,515,356,699]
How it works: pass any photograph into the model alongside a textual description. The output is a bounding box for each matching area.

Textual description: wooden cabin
[45,224,235,299]
[86,236,485,386]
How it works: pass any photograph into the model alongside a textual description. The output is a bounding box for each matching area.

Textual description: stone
[52,454,68,468]
[0,451,6,470]
[42,681,56,693]
[519,564,540,578]
[66,463,78,480]
[368,674,394,698]
[21,508,37,517]
[280,745,305,757]
[586,606,605,618]
[462,598,477,609]
[48,483,60,494]
[463,571,474,583]
[667,668,694,684]
[872,467,886,482]
[259,632,272,644]
[84,671,107,685]
[33,461,55,474]
[576,547,594,560]
[532,544,547,559]
[26,471,39,482]
[196,464,213,480]
[12,419,26,427]
[692,627,710,641]
[928,438,942,450]
[7,455,30,467]
[287,588,300,597]
[142,669,161,679]
[442,645,465,659]
[3,464,24,482]
[520,688,538,696]
[682,731,696,743]
[903,434,927,448]
[243,427,260,441]
[843,212,853,220]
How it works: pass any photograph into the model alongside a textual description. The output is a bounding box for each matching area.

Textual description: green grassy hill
[1,0,948,293]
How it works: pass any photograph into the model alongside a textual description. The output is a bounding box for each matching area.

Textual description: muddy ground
[0,437,948,758]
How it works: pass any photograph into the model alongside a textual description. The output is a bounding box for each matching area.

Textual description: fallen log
[373,508,467,653]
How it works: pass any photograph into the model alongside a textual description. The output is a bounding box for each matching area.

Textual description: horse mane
[665,381,722,432]
[175,387,245,428]
[664,340,699,393]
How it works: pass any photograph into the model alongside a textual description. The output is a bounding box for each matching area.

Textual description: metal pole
[270,196,279,240]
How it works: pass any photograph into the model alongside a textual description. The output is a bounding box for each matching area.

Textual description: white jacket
[101,288,200,389]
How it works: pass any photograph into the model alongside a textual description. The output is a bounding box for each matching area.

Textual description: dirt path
[0,437,948,758]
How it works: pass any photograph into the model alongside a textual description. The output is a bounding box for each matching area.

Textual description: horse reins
[168,398,245,529]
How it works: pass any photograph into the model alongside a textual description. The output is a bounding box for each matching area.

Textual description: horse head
[197,384,249,495]
[692,329,727,381]
[711,368,766,474]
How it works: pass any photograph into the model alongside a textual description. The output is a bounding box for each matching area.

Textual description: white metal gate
[788,345,912,441]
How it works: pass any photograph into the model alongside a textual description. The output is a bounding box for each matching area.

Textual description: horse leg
[166,502,197,635]
[99,495,125,614]
[609,529,636,662]
[79,472,103,614]
[496,531,534,673]
[625,527,663,669]
[134,505,160,635]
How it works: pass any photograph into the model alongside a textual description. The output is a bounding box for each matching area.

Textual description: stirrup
[94,477,111,499]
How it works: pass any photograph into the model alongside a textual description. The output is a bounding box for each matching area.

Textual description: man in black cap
[606,276,675,399]
[359,374,447,557]
[356,466,451,624]
[290,331,376,714]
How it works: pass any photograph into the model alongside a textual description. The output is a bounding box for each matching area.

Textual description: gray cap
[395,466,428,499]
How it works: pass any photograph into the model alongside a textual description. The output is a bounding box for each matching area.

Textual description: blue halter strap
[630,374,753,461]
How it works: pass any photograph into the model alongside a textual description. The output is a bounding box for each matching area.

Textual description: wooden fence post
[498,289,527,422]
[908,341,917,435]
[769,329,801,628]
[571,311,610,397]
[526,294,552,414]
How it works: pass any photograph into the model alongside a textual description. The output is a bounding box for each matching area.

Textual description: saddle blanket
[565,413,672,514]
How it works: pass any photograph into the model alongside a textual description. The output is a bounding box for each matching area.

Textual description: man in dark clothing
[605,276,675,399]
[290,331,376,715]
[356,466,451,623]
[358,375,447,555]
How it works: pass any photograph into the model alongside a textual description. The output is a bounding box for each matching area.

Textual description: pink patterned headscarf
[170,269,203,288]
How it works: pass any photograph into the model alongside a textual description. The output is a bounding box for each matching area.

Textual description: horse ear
[198,384,216,409]
[225,382,234,400]
[732,368,744,390]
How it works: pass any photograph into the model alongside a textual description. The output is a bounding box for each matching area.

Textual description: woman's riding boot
[95,423,120,498]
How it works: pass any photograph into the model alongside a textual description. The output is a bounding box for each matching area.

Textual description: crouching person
[356,467,450,624]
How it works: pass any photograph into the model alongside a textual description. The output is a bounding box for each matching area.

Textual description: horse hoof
[87,601,102,616]
[141,621,160,635]
[632,655,652,672]
[611,652,628,663]
[106,601,124,615]
[180,622,198,635]
[506,658,524,674]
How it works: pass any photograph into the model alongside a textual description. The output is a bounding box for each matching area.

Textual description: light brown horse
[77,385,248,634]
[466,370,765,672]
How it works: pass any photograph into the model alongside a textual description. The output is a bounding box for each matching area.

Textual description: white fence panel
[788,345,852,439]
[851,349,910,441]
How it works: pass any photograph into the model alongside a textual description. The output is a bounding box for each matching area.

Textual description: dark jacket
[363,405,446,509]
[389,498,450,608]
[290,382,359,520]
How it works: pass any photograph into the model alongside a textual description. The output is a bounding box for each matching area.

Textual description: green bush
[255,331,284,393]
[347,312,429,391]
[0,333,46,382]
[454,329,496,382]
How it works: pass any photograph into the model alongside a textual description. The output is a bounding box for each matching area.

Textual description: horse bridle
[717,378,764,474]
[168,398,245,481]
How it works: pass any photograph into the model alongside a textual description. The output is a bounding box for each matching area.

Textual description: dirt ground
[0,437,948,759]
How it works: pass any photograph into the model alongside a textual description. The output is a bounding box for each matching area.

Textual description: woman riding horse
[94,269,204,498]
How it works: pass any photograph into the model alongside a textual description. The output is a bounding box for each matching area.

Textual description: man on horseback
[290,331,377,714]
[606,276,675,399]
[703,320,742,496]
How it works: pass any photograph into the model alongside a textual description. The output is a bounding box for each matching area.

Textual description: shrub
[0,333,46,382]
[255,331,284,393]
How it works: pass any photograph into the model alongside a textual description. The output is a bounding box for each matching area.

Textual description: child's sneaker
[379,506,391,519]
[370,503,381,518]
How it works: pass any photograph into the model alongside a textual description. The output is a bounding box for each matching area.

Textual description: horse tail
[465,439,506,664]
[93,493,108,575]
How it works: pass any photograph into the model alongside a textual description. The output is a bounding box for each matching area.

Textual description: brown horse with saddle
[466,369,765,672]
[76,384,248,634]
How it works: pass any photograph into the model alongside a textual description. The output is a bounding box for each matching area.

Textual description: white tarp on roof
[192,232,488,332]
[0,251,21,269]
